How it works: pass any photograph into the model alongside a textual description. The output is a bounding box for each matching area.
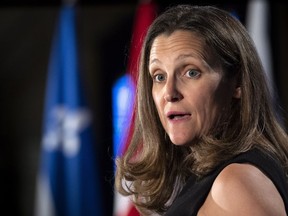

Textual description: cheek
[213,81,234,107]
[152,91,161,115]
[201,84,233,125]
[152,91,157,106]
[192,87,222,125]
[189,88,213,109]
[152,89,162,108]
[152,90,166,123]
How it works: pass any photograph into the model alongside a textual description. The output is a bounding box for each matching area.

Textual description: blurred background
[1,0,287,215]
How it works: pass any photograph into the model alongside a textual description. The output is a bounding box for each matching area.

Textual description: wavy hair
[115,5,288,215]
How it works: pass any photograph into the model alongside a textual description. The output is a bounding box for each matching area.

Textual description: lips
[167,111,191,120]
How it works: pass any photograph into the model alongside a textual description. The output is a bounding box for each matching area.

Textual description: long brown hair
[115,5,288,214]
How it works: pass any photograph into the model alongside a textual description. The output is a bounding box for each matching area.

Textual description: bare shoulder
[198,163,286,216]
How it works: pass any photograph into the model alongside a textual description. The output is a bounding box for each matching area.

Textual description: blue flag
[35,5,102,216]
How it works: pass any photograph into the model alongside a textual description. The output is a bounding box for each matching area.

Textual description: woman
[115,5,288,215]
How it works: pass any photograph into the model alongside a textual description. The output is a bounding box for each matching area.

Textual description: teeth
[174,115,184,119]
[169,114,185,119]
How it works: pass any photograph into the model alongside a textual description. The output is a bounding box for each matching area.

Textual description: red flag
[113,1,157,216]
[127,1,158,83]
[124,0,157,154]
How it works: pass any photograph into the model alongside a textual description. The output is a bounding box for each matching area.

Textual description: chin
[170,138,193,146]
[169,135,197,147]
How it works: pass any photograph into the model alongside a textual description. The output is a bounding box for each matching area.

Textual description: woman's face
[149,30,235,146]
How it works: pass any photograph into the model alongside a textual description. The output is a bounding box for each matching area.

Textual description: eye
[154,74,166,82]
[185,69,201,79]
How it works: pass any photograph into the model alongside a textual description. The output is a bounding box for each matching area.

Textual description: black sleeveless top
[164,148,288,216]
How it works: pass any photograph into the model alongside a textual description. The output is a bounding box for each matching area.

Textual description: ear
[233,87,241,98]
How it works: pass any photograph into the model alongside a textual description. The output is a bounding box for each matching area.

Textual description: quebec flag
[35,5,102,216]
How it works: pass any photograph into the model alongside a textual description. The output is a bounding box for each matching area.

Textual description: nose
[163,78,183,102]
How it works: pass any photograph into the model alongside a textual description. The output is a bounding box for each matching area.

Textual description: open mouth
[168,113,191,120]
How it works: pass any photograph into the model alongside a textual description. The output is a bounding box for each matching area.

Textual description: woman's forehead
[148,30,220,70]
